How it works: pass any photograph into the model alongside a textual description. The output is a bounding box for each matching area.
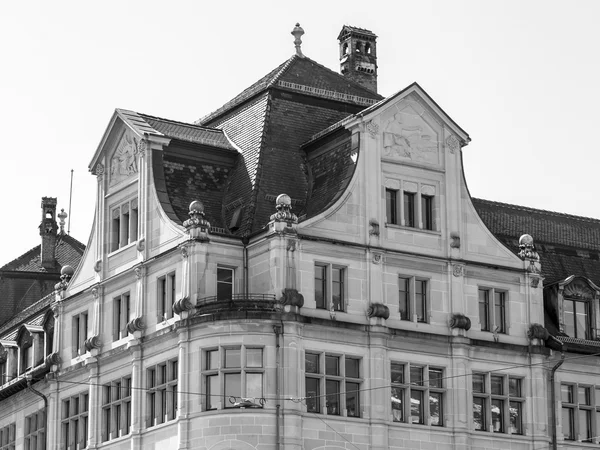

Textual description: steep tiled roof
[1,234,85,273]
[473,198,600,285]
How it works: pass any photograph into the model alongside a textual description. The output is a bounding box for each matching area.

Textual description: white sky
[1,0,599,265]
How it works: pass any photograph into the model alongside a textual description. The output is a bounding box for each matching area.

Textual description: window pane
[326,380,340,415]
[479,289,489,331]
[564,300,575,337]
[345,358,359,379]
[346,381,360,417]
[473,374,485,394]
[578,386,590,405]
[224,349,240,368]
[491,376,503,395]
[224,373,241,407]
[509,401,522,434]
[562,407,574,440]
[305,354,319,374]
[410,366,423,386]
[217,282,232,301]
[206,350,218,370]
[217,268,232,283]
[246,373,263,399]
[306,378,320,413]
[206,375,219,409]
[386,189,397,224]
[429,369,443,388]
[399,277,409,320]
[580,409,592,442]
[410,390,424,424]
[391,387,403,422]
[596,387,600,407]
[315,265,326,309]
[404,192,415,227]
[430,392,443,426]
[561,384,573,403]
[494,292,505,333]
[391,363,404,384]
[246,348,263,368]
[491,399,503,432]
[422,195,433,230]
[509,378,521,397]
[473,397,486,431]
[325,356,339,376]
[575,301,589,339]
[217,268,233,300]
[332,268,344,311]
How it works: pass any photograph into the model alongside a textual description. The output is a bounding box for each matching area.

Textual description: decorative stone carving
[449,313,471,331]
[369,219,380,237]
[563,278,595,300]
[367,303,390,319]
[137,138,148,156]
[372,253,382,264]
[91,287,99,299]
[54,265,74,291]
[446,135,459,154]
[518,234,539,261]
[183,200,211,241]
[126,317,145,334]
[527,323,549,340]
[134,266,145,279]
[403,181,418,193]
[531,277,540,288]
[110,132,140,185]
[173,297,194,315]
[382,110,438,163]
[136,238,145,252]
[94,259,102,273]
[44,352,61,368]
[95,163,105,178]
[421,185,435,196]
[452,264,465,277]
[270,194,298,224]
[180,246,188,258]
[84,335,102,351]
[450,232,460,249]
[366,120,379,138]
[384,179,400,190]
[279,288,304,307]
[291,23,304,57]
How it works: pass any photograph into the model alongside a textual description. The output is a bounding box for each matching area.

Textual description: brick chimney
[39,197,58,270]
[338,25,378,93]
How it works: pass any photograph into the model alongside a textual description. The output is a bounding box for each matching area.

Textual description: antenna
[68,169,73,235]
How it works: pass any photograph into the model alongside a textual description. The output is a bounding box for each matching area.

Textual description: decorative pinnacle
[57,209,68,235]
[291,23,305,57]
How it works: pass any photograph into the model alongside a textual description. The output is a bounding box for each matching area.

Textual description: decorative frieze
[446,135,459,154]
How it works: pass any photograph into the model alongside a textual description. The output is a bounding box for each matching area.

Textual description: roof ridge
[473,197,600,224]
[139,113,222,132]
[266,54,299,88]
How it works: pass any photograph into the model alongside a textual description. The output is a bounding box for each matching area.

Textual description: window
[564,299,591,339]
[61,392,89,450]
[44,314,54,358]
[203,347,264,410]
[157,272,176,321]
[473,373,523,434]
[0,424,15,450]
[0,361,5,386]
[146,359,178,427]
[386,189,398,225]
[25,410,45,450]
[110,198,138,252]
[113,293,131,341]
[305,353,361,417]
[478,288,506,333]
[403,192,415,227]
[102,376,131,442]
[314,264,345,312]
[561,384,600,442]
[20,343,32,374]
[398,276,427,322]
[390,362,444,426]
[72,312,88,358]
[217,267,234,301]
[421,195,433,230]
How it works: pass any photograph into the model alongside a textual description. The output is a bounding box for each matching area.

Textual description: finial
[291,23,305,57]
[58,209,68,235]
[270,194,298,224]
[183,200,211,242]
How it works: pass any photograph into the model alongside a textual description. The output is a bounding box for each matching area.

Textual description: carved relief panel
[109,130,141,186]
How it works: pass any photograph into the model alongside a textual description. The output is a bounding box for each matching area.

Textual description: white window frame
[61,392,89,450]
[146,359,178,428]
[472,372,524,434]
[398,275,429,323]
[24,410,45,450]
[384,180,438,231]
[72,312,88,358]
[216,266,234,301]
[101,376,132,442]
[157,272,176,321]
[478,287,508,334]
[314,263,347,312]
[109,197,138,253]
[113,293,131,341]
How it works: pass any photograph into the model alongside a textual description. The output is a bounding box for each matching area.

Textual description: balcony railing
[193,293,280,316]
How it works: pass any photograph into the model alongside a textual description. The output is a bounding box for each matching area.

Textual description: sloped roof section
[473,198,600,285]
[1,234,85,273]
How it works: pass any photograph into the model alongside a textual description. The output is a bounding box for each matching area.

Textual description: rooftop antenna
[68,169,73,235]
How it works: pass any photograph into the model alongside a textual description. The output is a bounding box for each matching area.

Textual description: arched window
[365,43,371,54]
[562,278,597,339]
[342,43,349,55]
[355,42,362,53]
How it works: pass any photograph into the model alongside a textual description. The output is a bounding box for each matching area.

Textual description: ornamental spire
[291,23,305,57]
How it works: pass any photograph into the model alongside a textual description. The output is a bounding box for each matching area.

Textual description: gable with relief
[110,130,141,186]
[380,98,441,166]
[563,278,596,300]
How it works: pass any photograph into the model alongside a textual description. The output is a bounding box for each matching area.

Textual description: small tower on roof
[338,25,378,93]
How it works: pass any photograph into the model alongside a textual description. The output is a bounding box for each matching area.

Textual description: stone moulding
[449,313,471,331]
[44,352,61,368]
[126,317,145,334]
[173,297,194,315]
[527,323,549,340]
[367,303,390,320]
[84,335,102,352]
[279,288,304,307]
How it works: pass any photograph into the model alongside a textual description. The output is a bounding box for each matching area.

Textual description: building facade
[0,24,597,450]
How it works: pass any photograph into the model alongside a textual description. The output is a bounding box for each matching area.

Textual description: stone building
[0,24,598,450]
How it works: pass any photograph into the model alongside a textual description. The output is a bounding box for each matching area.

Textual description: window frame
[216,266,234,301]
[561,383,598,442]
[71,312,88,358]
[202,346,265,410]
[112,293,131,341]
[146,359,178,428]
[385,188,398,225]
[101,376,132,442]
[398,276,429,323]
[304,352,362,418]
[472,372,524,434]
[563,298,592,340]
[109,197,138,253]
[314,263,347,312]
[24,410,45,450]
[478,287,507,334]
[61,392,89,450]
[157,272,176,321]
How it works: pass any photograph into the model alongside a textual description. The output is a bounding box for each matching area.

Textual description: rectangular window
[421,195,433,230]
[391,362,445,426]
[24,410,45,450]
[0,423,15,450]
[110,198,139,252]
[398,276,428,322]
[305,352,361,417]
[478,288,507,333]
[386,189,398,225]
[314,264,346,312]
[20,344,32,374]
[473,373,523,434]
[202,347,264,410]
[146,359,178,427]
[561,383,594,442]
[113,293,131,341]
[157,272,176,321]
[217,267,234,301]
[564,299,591,339]
[101,376,132,442]
[403,192,415,227]
[61,392,89,450]
[0,362,5,386]
[72,312,88,358]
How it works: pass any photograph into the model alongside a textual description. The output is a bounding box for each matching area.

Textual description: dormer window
[43,312,55,358]
[110,198,138,252]
[560,277,598,340]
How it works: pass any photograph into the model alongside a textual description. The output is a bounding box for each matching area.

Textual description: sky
[1,0,599,265]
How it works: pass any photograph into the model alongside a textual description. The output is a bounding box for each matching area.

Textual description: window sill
[107,241,137,258]
[385,223,441,235]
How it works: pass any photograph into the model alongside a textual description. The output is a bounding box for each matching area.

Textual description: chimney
[338,25,378,93]
[39,197,58,270]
